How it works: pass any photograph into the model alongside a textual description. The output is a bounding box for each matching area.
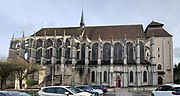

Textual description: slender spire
[80,9,85,27]
[12,33,14,39]
[22,31,24,37]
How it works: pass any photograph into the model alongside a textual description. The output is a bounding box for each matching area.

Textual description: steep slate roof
[145,21,172,37]
[32,27,82,37]
[148,21,164,27]
[32,24,145,40]
[82,25,145,40]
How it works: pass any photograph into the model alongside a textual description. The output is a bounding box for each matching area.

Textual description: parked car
[75,85,103,96]
[151,84,180,96]
[36,86,92,96]
[67,86,92,96]
[90,85,108,94]
[0,90,31,96]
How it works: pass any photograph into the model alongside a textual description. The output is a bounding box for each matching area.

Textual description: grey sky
[0,0,180,64]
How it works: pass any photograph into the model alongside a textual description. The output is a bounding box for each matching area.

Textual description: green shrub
[26,79,38,86]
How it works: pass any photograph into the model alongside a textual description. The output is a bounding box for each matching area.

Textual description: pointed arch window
[127,42,133,61]
[46,48,52,59]
[130,71,133,82]
[37,39,43,48]
[91,71,95,82]
[103,43,111,61]
[104,71,107,83]
[81,43,86,60]
[65,39,70,47]
[36,49,42,60]
[65,39,71,59]
[57,39,62,48]
[140,42,145,61]
[114,42,122,61]
[158,64,162,70]
[65,48,71,59]
[92,43,98,61]
[57,48,62,59]
[143,71,147,82]
[46,39,53,48]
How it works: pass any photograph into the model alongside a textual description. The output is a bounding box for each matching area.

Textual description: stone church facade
[8,13,173,87]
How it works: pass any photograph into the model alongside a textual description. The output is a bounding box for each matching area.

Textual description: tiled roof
[32,27,82,37]
[82,25,145,40]
[145,21,172,37]
[146,28,172,37]
[148,21,164,27]
[32,24,145,40]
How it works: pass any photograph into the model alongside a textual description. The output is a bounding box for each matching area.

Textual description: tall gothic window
[127,42,133,61]
[46,39,53,59]
[57,48,62,59]
[65,39,71,59]
[36,49,42,60]
[103,43,111,61]
[130,71,133,82]
[91,71,95,82]
[46,48,52,59]
[81,43,86,60]
[36,39,43,48]
[65,39,70,46]
[57,39,62,48]
[57,39,62,60]
[46,39,53,48]
[104,71,107,83]
[92,43,98,61]
[114,42,122,61]
[140,42,145,61]
[143,71,147,82]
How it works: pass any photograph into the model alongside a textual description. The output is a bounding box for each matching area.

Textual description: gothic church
[8,12,173,87]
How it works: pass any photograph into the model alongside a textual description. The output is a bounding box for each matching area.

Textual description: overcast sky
[0,0,180,64]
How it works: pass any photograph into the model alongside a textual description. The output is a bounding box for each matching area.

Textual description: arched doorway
[158,76,163,84]
[116,77,121,88]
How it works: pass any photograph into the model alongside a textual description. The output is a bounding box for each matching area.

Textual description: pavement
[106,87,155,96]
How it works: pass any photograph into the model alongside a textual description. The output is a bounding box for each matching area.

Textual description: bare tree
[8,57,42,89]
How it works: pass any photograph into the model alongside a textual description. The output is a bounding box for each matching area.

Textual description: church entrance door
[158,76,163,84]
[116,77,121,88]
